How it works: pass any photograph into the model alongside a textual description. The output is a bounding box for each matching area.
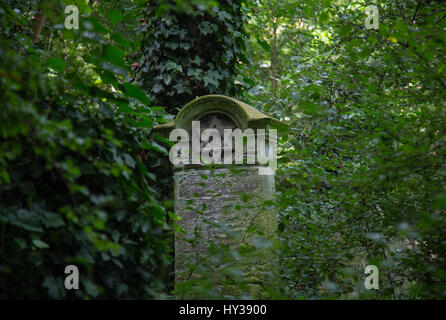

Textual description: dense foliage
[241,0,446,299]
[0,0,173,298]
[0,0,445,299]
[134,0,248,113]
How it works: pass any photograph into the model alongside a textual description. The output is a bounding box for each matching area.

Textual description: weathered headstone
[155,95,287,298]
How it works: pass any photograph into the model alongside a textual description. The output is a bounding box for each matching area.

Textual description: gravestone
[155,95,287,298]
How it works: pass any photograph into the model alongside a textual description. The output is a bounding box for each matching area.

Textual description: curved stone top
[154,94,288,135]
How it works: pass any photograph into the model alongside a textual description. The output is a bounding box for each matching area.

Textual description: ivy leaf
[198,21,218,35]
[152,83,163,94]
[190,55,201,66]
[166,60,183,72]
[162,74,172,86]
[218,10,232,21]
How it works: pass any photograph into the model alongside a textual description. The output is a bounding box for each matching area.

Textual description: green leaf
[123,153,136,168]
[106,9,122,25]
[111,33,131,49]
[43,276,65,299]
[123,84,150,105]
[434,193,446,209]
[190,55,201,66]
[218,10,231,21]
[129,116,153,128]
[43,212,66,228]
[142,141,168,154]
[102,45,125,67]
[46,57,66,73]
[99,70,119,87]
[257,38,271,51]
[85,281,100,297]
[32,239,49,249]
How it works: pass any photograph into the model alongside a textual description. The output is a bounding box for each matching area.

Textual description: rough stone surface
[174,166,277,297]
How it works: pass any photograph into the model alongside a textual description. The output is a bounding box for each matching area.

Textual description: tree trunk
[136,0,246,114]
[32,2,46,45]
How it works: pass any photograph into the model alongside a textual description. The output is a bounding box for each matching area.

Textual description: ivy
[134,0,248,114]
